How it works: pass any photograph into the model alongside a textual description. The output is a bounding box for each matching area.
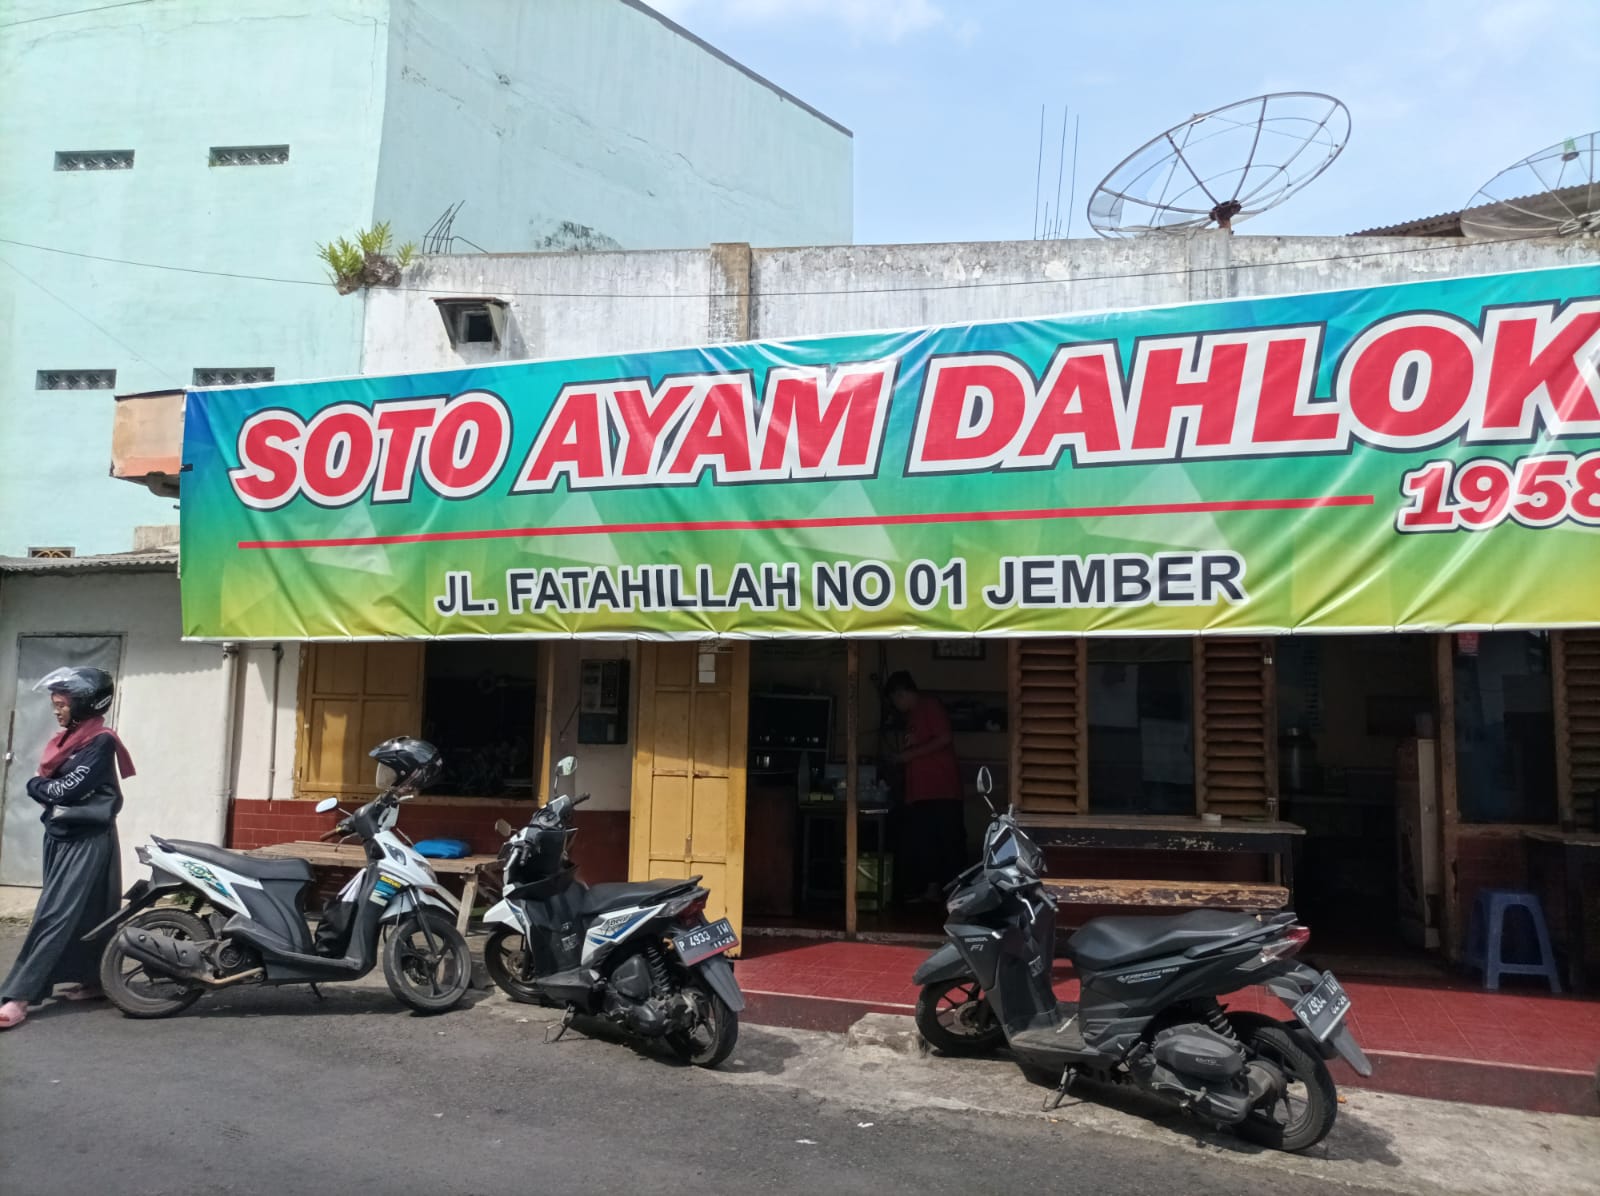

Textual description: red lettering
[1130,340,1248,453]
[1017,348,1123,463]
[757,367,888,474]
[373,402,439,500]
[1480,304,1600,436]
[668,382,753,478]
[516,391,608,491]
[1345,319,1475,446]
[1252,336,1340,445]
[614,383,695,477]
[910,357,1030,471]
[301,406,376,505]
[424,394,508,497]
[229,412,304,509]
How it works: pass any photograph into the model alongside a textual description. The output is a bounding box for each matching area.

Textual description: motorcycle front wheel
[666,974,739,1068]
[483,927,547,1005]
[99,907,207,1019]
[383,912,471,1014]
[1231,1016,1338,1152]
[915,980,1004,1056]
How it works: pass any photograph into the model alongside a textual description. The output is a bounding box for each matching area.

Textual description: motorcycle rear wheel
[666,975,739,1068]
[383,912,471,1015]
[483,927,548,1005]
[915,980,1004,1056]
[1231,1018,1338,1152]
[99,907,207,1019]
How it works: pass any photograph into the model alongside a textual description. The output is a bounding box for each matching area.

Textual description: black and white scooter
[912,768,1371,1153]
[482,756,744,1067]
[93,738,473,1018]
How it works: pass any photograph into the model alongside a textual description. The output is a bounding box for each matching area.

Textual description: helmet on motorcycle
[368,736,441,793]
[33,666,115,722]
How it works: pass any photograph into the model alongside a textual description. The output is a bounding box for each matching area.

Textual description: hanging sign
[180,264,1600,640]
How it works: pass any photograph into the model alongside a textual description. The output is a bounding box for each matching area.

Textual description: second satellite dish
[1088,92,1350,238]
[1460,131,1600,239]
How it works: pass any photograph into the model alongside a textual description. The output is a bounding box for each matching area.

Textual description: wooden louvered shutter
[294,643,424,798]
[1194,638,1277,817]
[1009,639,1088,814]
[1554,630,1600,829]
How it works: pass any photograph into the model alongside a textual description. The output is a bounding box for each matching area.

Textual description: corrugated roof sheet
[0,549,178,575]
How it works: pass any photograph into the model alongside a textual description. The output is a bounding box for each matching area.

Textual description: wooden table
[1524,828,1600,994]
[1014,814,1306,906]
[250,841,499,936]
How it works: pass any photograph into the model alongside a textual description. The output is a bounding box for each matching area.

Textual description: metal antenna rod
[1066,114,1081,240]
[1033,104,1045,239]
[1052,104,1069,239]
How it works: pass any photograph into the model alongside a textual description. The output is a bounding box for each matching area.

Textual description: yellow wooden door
[629,642,749,938]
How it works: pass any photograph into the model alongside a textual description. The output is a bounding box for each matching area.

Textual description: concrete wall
[0,0,390,556]
[373,0,852,255]
[364,234,1599,377]
[0,570,229,883]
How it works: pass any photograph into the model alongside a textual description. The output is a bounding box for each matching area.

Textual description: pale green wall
[0,0,852,557]
[0,0,391,555]
[372,0,853,253]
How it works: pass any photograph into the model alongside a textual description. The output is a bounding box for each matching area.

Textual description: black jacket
[27,734,124,840]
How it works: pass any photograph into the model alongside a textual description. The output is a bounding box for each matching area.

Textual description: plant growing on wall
[316,221,419,294]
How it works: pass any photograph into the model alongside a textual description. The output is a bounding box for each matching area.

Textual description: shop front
[175,263,1600,975]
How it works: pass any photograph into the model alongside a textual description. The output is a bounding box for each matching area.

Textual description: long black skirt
[1,829,121,1005]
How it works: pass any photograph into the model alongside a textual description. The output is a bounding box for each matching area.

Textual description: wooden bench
[1016,814,1305,917]
[249,840,500,936]
[1045,878,1289,912]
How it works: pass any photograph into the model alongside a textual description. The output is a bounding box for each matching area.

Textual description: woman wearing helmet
[0,667,136,1030]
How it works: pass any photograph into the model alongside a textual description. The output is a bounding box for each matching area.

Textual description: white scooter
[92,737,472,1018]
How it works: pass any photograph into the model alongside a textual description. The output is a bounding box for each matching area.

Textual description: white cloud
[650,0,949,42]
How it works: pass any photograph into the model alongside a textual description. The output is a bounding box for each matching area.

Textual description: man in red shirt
[886,672,967,904]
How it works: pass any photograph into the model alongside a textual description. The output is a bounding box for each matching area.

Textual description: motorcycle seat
[1066,909,1264,970]
[155,837,315,884]
[580,876,701,915]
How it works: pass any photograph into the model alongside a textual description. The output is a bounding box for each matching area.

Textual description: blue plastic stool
[1462,889,1562,993]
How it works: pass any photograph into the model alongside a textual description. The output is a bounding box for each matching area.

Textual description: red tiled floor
[736,934,1600,1113]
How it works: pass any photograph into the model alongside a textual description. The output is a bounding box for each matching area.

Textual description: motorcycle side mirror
[494,819,515,838]
[975,766,997,813]
[314,797,340,814]
[555,756,577,777]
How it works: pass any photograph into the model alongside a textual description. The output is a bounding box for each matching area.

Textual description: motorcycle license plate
[1293,971,1352,1042]
[673,918,738,965]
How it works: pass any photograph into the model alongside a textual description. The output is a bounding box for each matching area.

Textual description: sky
[650,0,1599,244]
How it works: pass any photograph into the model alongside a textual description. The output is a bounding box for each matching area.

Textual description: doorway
[742,639,1008,936]
[2,634,124,887]
[1275,634,1436,957]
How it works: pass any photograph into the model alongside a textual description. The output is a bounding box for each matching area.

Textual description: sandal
[0,1000,27,1030]
[57,985,104,1003]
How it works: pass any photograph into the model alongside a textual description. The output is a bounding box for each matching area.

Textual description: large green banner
[181,265,1600,640]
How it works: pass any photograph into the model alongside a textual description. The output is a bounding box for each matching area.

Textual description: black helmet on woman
[32,667,115,722]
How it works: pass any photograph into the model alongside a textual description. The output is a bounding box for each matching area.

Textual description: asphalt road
[0,976,1368,1196]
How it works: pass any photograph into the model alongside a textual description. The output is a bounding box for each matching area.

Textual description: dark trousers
[897,800,967,900]
[2,828,121,1004]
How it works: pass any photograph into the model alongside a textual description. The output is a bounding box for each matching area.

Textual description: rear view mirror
[315,797,340,814]
[976,767,993,796]
[555,756,577,777]
[494,819,515,838]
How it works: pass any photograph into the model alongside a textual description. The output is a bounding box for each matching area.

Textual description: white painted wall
[231,643,302,805]
[0,570,229,883]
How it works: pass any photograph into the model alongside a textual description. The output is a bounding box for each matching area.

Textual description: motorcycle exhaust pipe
[117,926,265,989]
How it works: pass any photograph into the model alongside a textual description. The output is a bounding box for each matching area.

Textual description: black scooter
[912,768,1371,1152]
[481,756,745,1068]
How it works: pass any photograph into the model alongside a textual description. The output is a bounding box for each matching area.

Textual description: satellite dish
[1088,92,1350,238]
[1460,131,1600,239]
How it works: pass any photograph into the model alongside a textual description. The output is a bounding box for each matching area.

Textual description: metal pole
[845,641,860,937]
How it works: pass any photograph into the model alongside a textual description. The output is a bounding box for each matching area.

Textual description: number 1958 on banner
[1398,451,1600,532]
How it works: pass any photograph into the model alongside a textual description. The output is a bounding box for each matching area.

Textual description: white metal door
[0,635,123,887]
